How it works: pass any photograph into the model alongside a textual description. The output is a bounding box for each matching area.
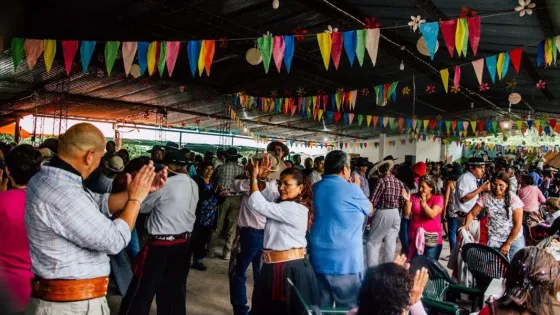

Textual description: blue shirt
[528,171,542,186]
[310,175,370,275]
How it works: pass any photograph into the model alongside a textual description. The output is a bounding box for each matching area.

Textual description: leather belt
[149,231,190,241]
[31,276,108,302]
[262,248,306,264]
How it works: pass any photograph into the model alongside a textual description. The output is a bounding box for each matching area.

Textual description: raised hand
[352,173,361,187]
[258,155,273,179]
[410,267,429,305]
[401,188,411,202]
[249,158,260,179]
[127,161,157,203]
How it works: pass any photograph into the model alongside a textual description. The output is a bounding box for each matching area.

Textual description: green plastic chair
[286,278,349,315]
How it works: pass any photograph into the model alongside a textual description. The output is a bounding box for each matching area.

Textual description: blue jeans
[316,272,363,309]
[126,228,140,260]
[448,217,459,251]
[413,244,443,261]
[399,218,409,254]
[230,228,264,315]
[493,237,525,260]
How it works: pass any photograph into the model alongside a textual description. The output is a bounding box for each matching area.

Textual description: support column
[14,119,21,144]
[378,133,386,162]
[441,142,448,163]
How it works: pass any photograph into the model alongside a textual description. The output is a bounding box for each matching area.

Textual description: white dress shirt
[233,179,278,230]
[454,171,480,214]
[141,174,199,235]
[247,191,308,251]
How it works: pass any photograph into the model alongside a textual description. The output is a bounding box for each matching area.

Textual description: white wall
[446,142,464,162]
[342,145,380,162]
[416,138,442,162]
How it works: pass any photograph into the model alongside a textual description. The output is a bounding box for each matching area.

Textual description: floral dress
[194,176,219,227]
[476,193,524,248]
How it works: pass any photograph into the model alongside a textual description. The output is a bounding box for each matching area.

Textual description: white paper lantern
[272,0,279,9]
[508,93,522,104]
[246,48,263,65]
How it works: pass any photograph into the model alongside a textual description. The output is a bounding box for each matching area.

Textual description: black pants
[191,225,213,262]
[119,239,192,315]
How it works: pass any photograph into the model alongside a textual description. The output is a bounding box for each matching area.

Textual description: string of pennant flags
[465,142,560,154]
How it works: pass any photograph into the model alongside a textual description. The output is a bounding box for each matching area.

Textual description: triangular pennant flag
[187,41,202,77]
[451,120,457,131]
[348,113,355,125]
[349,90,358,110]
[516,121,523,131]
[472,59,484,85]
[440,68,449,93]
[372,115,378,127]
[453,65,461,89]
[197,40,207,76]
[104,41,120,77]
[43,39,56,73]
[502,52,510,79]
[456,18,469,57]
[331,32,343,70]
[485,55,497,83]
[550,119,557,130]
[11,38,24,71]
[122,42,137,76]
[355,29,367,66]
[423,119,429,130]
[157,41,167,77]
[147,41,158,76]
[61,40,79,75]
[165,41,180,77]
[343,31,357,66]
[545,38,553,65]
[203,40,215,76]
[24,39,44,70]
[136,41,149,76]
[462,121,469,132]
[429,120,436,131]
[272,36,285,73]
[477,121,484,131]
[419,22,439,60]
[537,41,544,67]
[80,41,96,74]
[318,109,324,121]
[388,117,395,130]
[445,120,451,132]
[283,35,294,73]
[387,82,398,103]
[497,52,505,80]
[257,36,273,73]
[358,114,364,126]
[509,48,523,74]
[439,20,457,57]
[343,113,349,125]
[467,17,481,55]
[365,28,380,66]
[492,121,498,132]
[527,120,533,129]
[317,32,332,70]
[383,116,389,127]
[366,115,372,127]
[470,121,477,132]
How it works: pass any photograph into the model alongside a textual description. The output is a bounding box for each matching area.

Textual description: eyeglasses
[276,180,299,188]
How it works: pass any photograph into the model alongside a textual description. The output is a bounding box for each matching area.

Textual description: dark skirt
[250,258,319,315]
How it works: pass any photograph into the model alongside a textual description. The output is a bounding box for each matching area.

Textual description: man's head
[314,156,325,173]
[304,157,313,169]
[58,123,106,179]
[216,148,226,162]
[150,146,165,162]
[324,151,350,180]
[293,154,302,165]
[267,141,288,160]
[105,141,116,155]
[204,152,214,164]
[467,157,486,180]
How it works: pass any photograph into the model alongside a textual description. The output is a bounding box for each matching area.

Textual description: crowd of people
[0,122,560,315]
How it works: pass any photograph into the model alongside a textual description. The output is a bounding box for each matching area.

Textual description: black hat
[165,141,180,151]
[449,163,463,181]
[125,156,150,173]
[467,157,486,166]
[357,157,369,167]
[225,147,242,158]
[147,145,164,153]
[204,151,214,157]
[164,149,188,164]
[383,155,398,161]
[216,148,226,156]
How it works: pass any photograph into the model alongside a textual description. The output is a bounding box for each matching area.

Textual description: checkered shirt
[370,174,406,210]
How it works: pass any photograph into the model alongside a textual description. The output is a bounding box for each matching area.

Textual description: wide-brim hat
[165,141,180,151]
[368,159,395,179]
[449,163,463,181]
[383,155,398,161]
[356,157,369,167]
[147,145,164,153]
[252,153,286,180]
[164,150,188,165]
[225,147,242,158]
[267,141,289,158]
[467,157,487,166]
[413,161,427,177]
[103,155,125,173]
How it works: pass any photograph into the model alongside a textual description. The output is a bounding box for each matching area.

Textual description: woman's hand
[499,242,511,257]
[393,254,410,270]
[401,188,411,202]
[410,267,429,305]
[258,155,273,179]
[248,158,260,179]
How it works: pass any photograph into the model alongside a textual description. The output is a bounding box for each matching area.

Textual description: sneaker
[222,253,231,260]
[192,262,208,271]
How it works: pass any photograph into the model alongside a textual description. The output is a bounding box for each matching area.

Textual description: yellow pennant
[497,52,505,80]
[198,40,207,76]
[318,109,324,121]
[43,39,56,73]
[440,68,449,93]
[516,120,523,130]
[455,18,467,56]
[423,120,429,130]
[312,96,317,108]
[534,120,541,128]
[147,41,158,76]
[316,33,332,70]
[366,115,372,127]
[470,121,476,132]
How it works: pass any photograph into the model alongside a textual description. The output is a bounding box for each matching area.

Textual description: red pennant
[344,143,348,148]
[343,91,350,107]
[477,121,484,131]
[467,17,481,55]
[331,32,343,70]
[538,126,543,136]
[550,119,557,130]
[364,142,367,148]
[451,120,457,131]
[153,42,161,77]
[509,48,523,73]
[439,20,457,57]
[429,120,436,130]
[322,95,328,111]
[334,112,342,123]
[555,125,560,134]
[62,40,79,75]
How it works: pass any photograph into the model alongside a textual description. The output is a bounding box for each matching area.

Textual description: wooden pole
[14,119,21,144]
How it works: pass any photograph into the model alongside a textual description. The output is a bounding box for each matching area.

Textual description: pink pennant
[297,97,303,111]
[439,20,457,57]
[272,36,285,73]
[472,59,484,85]
[122,42,137,76]
[322,95,328,111]
[467,17,481,55]
[331,32,343,70]
[348,113,355,125]
[382,116,389,127]
[462,121,469,132]
[166,41,181,77]
[24,39,44,70]
[453,65,461,89]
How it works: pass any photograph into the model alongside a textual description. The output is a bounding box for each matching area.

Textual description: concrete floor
[108,236,451,315]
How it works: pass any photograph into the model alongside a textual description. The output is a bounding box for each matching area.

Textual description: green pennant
[158,41,167,77]
[388,117,395,130]
[358,114,364,126]
[11,38,24,71]
[355,29,367,67]
[104,41,121,77]
[492,121,498,133]
[416,119,423,130]
[445,121,451,131]
[257,36,273,73]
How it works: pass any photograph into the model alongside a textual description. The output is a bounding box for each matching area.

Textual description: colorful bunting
[43,39,56,73]
[147,41,158,76]
[80,41,96,73]
[24,39,44,70]
[365,28,380,66]
[257,35,273,73]
[343,31,357,66]
[317,32,332,70]
[485,55,497,83]
[455,18,469,57]
[467,17,481,55]
[203,40,215,76]
[419,22,439,60]
[11,38,24,71]
[104,41,120,77]
[165,41,180,77]
[187,40,201,77]
[157,41,167,77]
[355,29,367,66]
[440,68,449,93]
[472,58,484,85]
[121,42,137,76]
[283,35,294,73]
[453,65,461,89]
[272,36,285,73]
[331,32,343,70]
[439,20,457,57]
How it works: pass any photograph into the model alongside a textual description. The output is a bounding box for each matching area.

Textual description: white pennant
[472,58,484,85]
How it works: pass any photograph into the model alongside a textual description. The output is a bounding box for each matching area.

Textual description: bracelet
[128,198,142,204]
[251,178,259,184]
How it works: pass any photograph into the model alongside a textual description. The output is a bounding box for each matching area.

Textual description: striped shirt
[25,157,131,280]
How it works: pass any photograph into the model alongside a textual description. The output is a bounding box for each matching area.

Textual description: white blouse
[248,191,308,251]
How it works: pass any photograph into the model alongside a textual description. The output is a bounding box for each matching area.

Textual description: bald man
[24,123,167,315]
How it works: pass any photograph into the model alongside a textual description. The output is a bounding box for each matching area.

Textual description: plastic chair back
[461,243,509,290]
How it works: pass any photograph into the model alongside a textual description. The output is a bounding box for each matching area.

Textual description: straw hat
[103,156,125,173]
[368,159,394,179]
[252,153,286,180]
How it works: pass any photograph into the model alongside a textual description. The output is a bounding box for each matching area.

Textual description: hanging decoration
[272,36,285,72]
[439,20,457,57]
[317,32,332,70]
[257,33,273,73]
[24,39,44,70]
[104,41,120,77]
[365,28,380,66]
[165,41,181,77]
[401,86,410,95]
[472,58,484,85]
[419,22,439,60]
[514,0,536,17]
[455,18,469,57]
[467,17,481,55]
[43,39,56,73]
[293,26,308,41]
[440,68,449,93]
[11,38,24,71]
[479,82,489,92]
[408,16,425,33]
[284,35,295,73]
[425,85,436,94]
[450,85,461,93]
[536,80,546,89]
[122,42,137,76]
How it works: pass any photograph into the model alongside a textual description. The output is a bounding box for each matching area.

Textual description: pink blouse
[0,189,32,312]
[518,185,546,213]
[408,194,444,256]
